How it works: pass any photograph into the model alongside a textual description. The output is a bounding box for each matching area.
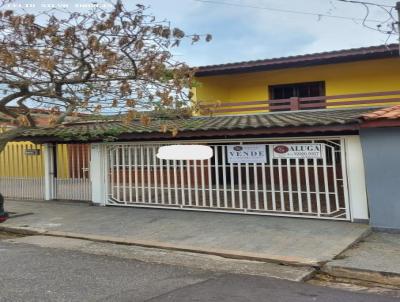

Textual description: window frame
[268,81,326,111]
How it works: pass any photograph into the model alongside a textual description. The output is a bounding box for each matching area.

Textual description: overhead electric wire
[193,0,385,23]
[335,0,395,9]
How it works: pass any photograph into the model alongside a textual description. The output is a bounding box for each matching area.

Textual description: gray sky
[6,0,399,66]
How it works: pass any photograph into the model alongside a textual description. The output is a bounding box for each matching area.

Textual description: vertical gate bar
[74,145,78,200]
[270,157,276,211]
[87,145,91,200]
[173,160,178,205]
[65,145,71,200]
[313,158,321,216]
[180,160,186,206]
[81,144,86,181]
[153,146,159,204]
[261,162,267,210]
[72,145,79,199]
[55,145,60,199]
[166,159,171,205]
[140,146,146,203]
[230,162,236,209]
[122,145,127,204]
[253,163,259,210]
[76,145,80,200]
[222,146,227,208]
[200,160,206,207]
[128,146,133,203]
[107,148,114,200]
[134,146,139,203]
[322,145,331,214]
[340,139,351,219]
[160,148,165,205]
[278,159,285,211]
[332,146,340,211]
[146,147,152,203]
[238,162,243,209]
[116,146,120,202]
[193,160,199,206]
[207,156,213,207]
[76,144,83,200]
[81,145,86,200]
[78,145,82,179]
[287,159,294,212]
[22,144,27,197]
[214,146,220,208]
[245,163,251,209]
[187,159,192,206]
[304,159,312,213]
[295,158,303,212]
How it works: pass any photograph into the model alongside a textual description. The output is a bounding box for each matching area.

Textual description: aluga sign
[272,144,324,159]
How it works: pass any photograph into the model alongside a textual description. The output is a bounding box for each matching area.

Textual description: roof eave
[195,50,398,77]
[17,123,360,144]
[361,119,400,129]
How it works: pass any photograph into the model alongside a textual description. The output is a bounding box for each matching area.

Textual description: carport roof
[12,107,376,143]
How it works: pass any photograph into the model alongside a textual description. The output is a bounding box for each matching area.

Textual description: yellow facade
[0,141,44,177]
[0,140,70,178]
[194,58,400,112]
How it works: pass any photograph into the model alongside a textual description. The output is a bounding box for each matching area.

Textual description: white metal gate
[106,138,350,220]
[54,144,91,201]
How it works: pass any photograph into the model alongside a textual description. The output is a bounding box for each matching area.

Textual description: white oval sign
[157,145,213,160]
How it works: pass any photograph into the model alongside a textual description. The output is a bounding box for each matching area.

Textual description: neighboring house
[359,106,400,232]
[2,44,400,231]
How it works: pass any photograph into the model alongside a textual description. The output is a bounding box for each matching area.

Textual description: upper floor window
[268,81,326,111]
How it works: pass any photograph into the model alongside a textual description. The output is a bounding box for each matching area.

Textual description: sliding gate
[106,138,350,220]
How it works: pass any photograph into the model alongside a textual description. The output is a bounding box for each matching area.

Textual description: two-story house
[3,43,400,231]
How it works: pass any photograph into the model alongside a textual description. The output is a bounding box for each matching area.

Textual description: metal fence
[54,144,91,201]
[106,138,350,220]
[0,142,91,201]
[0,142,45,200]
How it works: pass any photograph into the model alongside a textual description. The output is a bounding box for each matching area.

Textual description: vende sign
[227,144,268,164]
[271,144,324,159]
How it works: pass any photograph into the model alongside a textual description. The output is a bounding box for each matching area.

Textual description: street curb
[0,225,319,268]
[321,265,400,287]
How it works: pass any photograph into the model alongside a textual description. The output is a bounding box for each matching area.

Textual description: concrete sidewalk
[323,232,400,286]
[2,199,369,267]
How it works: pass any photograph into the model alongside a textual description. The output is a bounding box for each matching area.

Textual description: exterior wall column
[344,135,369,222]
[43,143,55,200]
[360,127,400,231]
[90,143,107,206]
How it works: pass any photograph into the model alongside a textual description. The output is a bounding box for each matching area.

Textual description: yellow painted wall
[0,126,70,178]
[194,57,400,112]
[0,141,45,177]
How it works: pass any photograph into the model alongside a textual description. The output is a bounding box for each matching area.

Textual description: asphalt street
[0,240,397,302]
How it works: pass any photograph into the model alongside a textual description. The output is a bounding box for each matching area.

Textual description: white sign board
[157,145,213,160]
[227,144,268,164]
[271,144,324,159]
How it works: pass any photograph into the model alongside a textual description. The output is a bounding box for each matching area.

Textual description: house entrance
[105,138,350,220]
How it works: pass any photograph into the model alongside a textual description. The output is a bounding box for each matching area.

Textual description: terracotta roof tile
[362,105,400,120]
